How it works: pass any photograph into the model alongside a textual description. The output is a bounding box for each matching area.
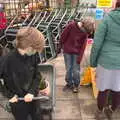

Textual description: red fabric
[60,21,87,54]
[0,12,7,30]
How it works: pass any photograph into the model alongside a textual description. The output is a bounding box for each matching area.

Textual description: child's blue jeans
[63,53,80,87]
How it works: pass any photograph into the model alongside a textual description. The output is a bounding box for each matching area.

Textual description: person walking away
[90,0,120,119]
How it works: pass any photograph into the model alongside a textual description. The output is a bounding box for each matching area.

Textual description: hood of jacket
[108,8,120,26]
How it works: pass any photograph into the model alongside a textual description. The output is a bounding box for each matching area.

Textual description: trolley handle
[18,96,49,101]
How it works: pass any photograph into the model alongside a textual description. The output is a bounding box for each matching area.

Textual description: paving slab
[56,86,77,100]
[79,99,97,120]
[78,86,94,100]
[55,100,82,120]
[55,76,66,86]
[0,106,13,119]
[112,109,120,119]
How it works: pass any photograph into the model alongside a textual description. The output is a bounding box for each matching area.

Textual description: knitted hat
[16,27,45,52]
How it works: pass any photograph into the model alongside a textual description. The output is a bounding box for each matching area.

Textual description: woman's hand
[24,93,34,102]
[9,95,18,103]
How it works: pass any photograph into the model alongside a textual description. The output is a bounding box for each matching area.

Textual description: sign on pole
[96,9,104,20]
[97,0,112,8]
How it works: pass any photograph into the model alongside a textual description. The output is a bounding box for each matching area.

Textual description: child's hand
[9,95,18,103]
[24,93,34,102]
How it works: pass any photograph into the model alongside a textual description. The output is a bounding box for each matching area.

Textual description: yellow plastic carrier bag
[80,67,98,98]
[80,67,92,85]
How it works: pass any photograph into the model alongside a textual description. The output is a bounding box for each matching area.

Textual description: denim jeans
[63,53,80,87]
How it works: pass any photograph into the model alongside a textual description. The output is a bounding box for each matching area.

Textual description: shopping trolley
[36,64,56,120]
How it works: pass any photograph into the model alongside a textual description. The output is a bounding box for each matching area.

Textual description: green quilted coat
[90,8,120,69]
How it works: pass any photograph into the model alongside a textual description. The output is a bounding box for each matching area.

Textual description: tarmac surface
[0,54,120,120]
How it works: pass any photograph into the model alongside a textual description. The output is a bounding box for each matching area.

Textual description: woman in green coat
[90,0,120,119]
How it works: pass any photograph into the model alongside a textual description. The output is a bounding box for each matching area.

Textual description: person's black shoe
[63,84,73,91]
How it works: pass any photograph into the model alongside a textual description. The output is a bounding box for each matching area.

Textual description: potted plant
[39,76,50,96]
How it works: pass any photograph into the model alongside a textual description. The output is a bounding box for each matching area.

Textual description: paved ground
[53,54,97,120]
[0,54,120,120]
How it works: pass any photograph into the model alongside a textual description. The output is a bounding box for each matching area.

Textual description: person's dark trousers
[97,90,109,111]
[111,91,120,111]
[10,101,38,120]
[97,90,120,111]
